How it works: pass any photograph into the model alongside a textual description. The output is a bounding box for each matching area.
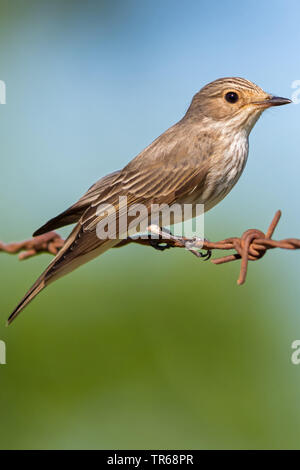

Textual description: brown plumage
[33,170,120,235]
[7,77,291,324]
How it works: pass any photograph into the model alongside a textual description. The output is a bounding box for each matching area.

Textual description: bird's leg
[146,225,211,259]
[147,226,174,251]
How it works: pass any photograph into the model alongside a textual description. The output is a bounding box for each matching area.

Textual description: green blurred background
[0,0,300,449]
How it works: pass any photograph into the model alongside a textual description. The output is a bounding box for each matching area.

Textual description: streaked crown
[186,77,270,122]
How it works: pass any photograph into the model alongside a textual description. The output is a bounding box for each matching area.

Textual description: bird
[7,77,291,325]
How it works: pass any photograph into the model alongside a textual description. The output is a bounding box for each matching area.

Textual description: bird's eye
[225,91,239,104]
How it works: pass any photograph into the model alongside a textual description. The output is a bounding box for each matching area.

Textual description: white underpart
[188,106,262,212]
[200,130,249,211]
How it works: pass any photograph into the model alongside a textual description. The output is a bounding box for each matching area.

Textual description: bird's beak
[253,95,292,108]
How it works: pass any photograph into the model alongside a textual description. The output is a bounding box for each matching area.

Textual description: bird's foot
[184,237,212,260]
[146,225,211,259]
[149,239,172,251]
[147,225,178,251]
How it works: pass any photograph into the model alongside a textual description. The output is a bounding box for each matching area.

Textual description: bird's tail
[7,223,82,325]
[6,223,119,325]
[6,274,45,326]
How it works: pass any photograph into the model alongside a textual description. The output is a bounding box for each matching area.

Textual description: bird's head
[186,77,291,134]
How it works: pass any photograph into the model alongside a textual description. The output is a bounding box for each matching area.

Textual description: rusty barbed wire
[0,231,64,260]
[0,210,299,284]
[203,210,300,284]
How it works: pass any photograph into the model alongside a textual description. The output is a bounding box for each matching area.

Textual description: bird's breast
[179,132,249,214]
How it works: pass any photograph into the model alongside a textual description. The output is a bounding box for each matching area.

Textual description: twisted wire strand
[0,210,299,285]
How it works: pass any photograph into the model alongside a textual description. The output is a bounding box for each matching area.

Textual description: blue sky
[0,0,299,238]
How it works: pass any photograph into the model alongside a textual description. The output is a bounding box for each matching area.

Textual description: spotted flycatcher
[7,77,291,324]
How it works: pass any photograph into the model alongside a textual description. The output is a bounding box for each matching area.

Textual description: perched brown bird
[7,77,291,324]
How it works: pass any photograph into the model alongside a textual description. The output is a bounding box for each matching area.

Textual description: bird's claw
[149,239,172,251]
[147,225,174,251]
[184,237,212,260]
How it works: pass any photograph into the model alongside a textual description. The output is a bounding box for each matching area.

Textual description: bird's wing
[47,158,210,275]
[33,170,120,236]
[81,159,209,231]
[8,114,214,326]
